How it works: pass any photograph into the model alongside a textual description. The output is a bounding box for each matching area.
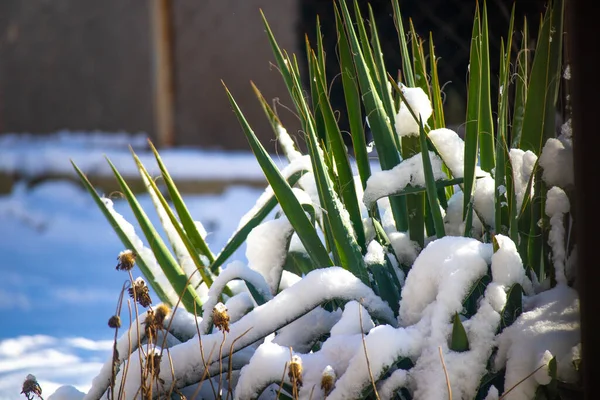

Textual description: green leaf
[337,0,408,232]
[132,150,216,291]
[463,273,491,317]
[367,253,401,317]
[391,1,415,87]
[300,56,368,282]
[449,313,470,352]
[334,7,371,190]
[307,48,367,253]
[365,178,465,209]
[463,2,482,237]
[105,157,204,314]
[478,1,495,173]
[283,250,314,277]
[368,5,400,151]
[475,369,505,400]
[511,17,529,147]
[428,33,445,129]
[500,283,523,331]
[71,161,174,306]
[518,0,564,154]
[211,171,306,274]
[224,83,332,270]
[418,118,445,238]
[528,168,545,280]
[148,142,215,266]
[495,37,511,236]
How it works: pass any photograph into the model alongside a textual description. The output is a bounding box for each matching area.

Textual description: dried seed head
[144,309,156,339]
[288,355,303,387]
[320,365,336,394]
[108,315,121,329]
[154,304,170,327]
[212,302,230,333]
[145,349,162,378]
[144,304,170,339]
[128,277,152,308]
[21,374,42,399]
[116,249,136,271]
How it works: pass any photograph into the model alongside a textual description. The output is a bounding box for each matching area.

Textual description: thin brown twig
[118,299,134,400]
[189,344,217,400]
[358,302,380,400]
[192,304,217,399]
[499,363,546,399]
[226,327,253,400]
[109,281,128,400]
[438,346,452,400]
[128,271,145,388]
[276,361,290,400]
[218,331,228,397]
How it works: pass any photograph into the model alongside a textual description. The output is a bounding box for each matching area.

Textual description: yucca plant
[72,0,579,399]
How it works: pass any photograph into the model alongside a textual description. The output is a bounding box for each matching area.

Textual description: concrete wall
[0,0,300,150]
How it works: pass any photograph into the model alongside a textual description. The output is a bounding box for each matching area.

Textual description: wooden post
[569,0,600,395]
[150,0,176,147]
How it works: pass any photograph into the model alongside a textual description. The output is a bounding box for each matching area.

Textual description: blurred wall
[0,0,300,150]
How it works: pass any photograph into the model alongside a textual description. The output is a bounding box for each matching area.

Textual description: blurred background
[0,0,546,397]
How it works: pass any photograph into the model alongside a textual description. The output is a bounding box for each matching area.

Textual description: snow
[91,267,396,397]
[428,128,465,178]
[140,170,204,291]
[443,191,484,237]
[494,285,580,399]
[327,325,419,400]
[563,64,571,80]
[234,342,294,400]
[363,151,446,208]
[399,237,492,327]
[246,218,295,294]
[539,137,574,188]
[394,86,433,137]
[47,385,85,400]
[0,131,279,182]
[330,301,374,336]
[199,261,273,334]
[364,240,386,266]
[377,368,408,400]
[509,149,538,212]
[387,232,420,266]
[275,125,303,162]
[560,118,572,139]
[427,127,496,228]
[273,308,341,353]
[545,187,571,285]
[491,235,533,294]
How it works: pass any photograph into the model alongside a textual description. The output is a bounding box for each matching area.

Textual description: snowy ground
[0,133,268,399]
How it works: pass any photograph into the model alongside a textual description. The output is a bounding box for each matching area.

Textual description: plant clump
[70,0,579,399]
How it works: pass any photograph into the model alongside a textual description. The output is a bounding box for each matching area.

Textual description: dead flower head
[212,302,230,333]
[144,304,170,338]
[21,374,42,400]
[116,249,136,271]
[128,277,152,308]
[288,355,303,388]
[145,349,163,380]
[108,315,121,329]
[320,365,336,395]
[154,304,170,327]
